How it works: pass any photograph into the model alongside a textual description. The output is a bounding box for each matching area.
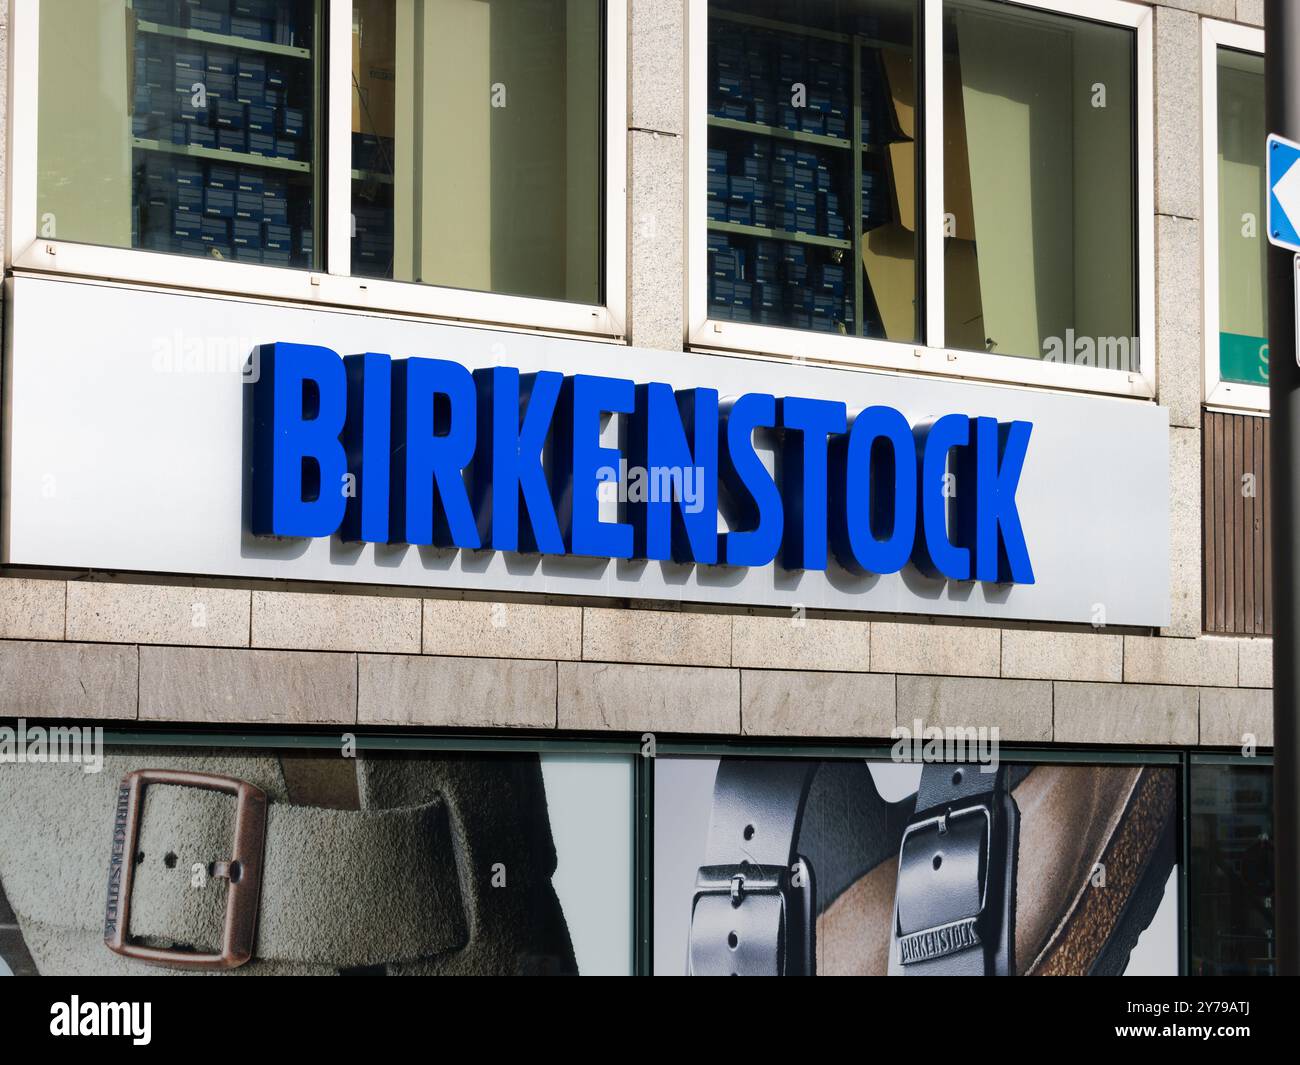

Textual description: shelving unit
[135,19,310,60]
[127,1,319,268]
[134,136,310,173]
[705,6,914,338]
[708,115,853,152]
[708,219,851,251]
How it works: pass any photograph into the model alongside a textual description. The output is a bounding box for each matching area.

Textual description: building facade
[0,0,1280,976]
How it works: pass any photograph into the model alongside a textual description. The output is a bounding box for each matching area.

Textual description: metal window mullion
[922,0,945,350]
[7,0,42,264]
[325,0,354,277]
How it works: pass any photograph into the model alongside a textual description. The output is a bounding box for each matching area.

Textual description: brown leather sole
[817,765,1177,975]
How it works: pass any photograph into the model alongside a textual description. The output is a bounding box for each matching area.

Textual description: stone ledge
[139,646,356,725]
[742,669,894,737]
[360,654,556,728]
[1054,681,1198,745]
[558,661,739,733]
[66,582,249,648]
[423,599,582,661]
[0,577,65,642]
[0,641,137,719]
[584,606,731,667]
[733,614,870,672]
[252,590,420,654]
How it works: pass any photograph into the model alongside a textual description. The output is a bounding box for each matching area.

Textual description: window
[943,1,1135,367]
[37,0,320,268]
[704,1,918,341]
[351,0,603,305]
[1203,20,1268,411]
[690,0,1154,396]
[1189,758,1275,976]
[12,0,625,336]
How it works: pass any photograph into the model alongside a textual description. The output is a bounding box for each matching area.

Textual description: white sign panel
[2,277,1170,626]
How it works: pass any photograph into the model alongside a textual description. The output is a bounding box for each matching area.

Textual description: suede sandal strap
[0,754,467,970]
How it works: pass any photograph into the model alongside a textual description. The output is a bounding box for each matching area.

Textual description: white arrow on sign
[1275,154,1300,232]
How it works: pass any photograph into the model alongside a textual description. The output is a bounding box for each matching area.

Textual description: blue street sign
[1268,133,1300,252]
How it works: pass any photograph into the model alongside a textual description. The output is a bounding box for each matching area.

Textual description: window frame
[1202,17,1268,414]
[686,0,1155,399]
[5,0,628,340]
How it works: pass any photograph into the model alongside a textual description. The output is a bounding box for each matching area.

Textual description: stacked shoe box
[131,6,307,161]
[706,140,848,242]
[135,0,305,48]
[708,230,854,333]
[352,205,393,273]
[130,2,312,264]
[708,21,850,141]
[136,144,308,266]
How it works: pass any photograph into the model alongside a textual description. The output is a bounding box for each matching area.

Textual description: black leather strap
[689,760,816,976]
[888,763,1019,976]
[687,759,911,975]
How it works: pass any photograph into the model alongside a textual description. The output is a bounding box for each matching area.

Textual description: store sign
[252,343,1034,584]
[3,277,1170,625]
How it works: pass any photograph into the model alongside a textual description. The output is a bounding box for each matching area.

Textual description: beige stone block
[359,654,556,728]
[252,590,420,654]
[1200,686,1273,747]
[66,582,249,647]
[1054,681,1198,745]
[741,670,895,737]
[732,614,869,672]
[1000,629,1123,682]
[897,675,1052,742]
[583,607,730,667]
[0,641,136,719]
[0,577,64,641]
[139,647,356,725]
[558,662,739,733]
[1165,426,1202,637]
[1124,635,1238,687]
[1237,638,1272,688]
[423,598,582,660]
[871,622,999,677]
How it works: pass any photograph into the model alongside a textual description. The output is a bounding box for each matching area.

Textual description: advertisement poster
[0,746,633,976]
[656,758,1179,976]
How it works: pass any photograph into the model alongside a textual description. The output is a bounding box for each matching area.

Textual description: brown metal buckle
[103,769,268,970]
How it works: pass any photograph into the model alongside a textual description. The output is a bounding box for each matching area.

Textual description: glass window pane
[351,0,603,304]
[1217,48,1268,386]
[37,0,320,269]
[1189,761,1275,975]
[944,1,1135,369]
[705,0,918,341]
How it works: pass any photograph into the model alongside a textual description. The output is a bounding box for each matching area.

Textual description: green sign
[1220,332,1269,385]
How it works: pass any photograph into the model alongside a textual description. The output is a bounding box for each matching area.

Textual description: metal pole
[1267,0,1300,978]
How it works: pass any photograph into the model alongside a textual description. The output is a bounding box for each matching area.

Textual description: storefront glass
[1216,48,1268,387]
[942,1,1136,366]
[350,0,604,304]
[706,0,918,340]
[1189,760,1275,976]
[37,0,320,268]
